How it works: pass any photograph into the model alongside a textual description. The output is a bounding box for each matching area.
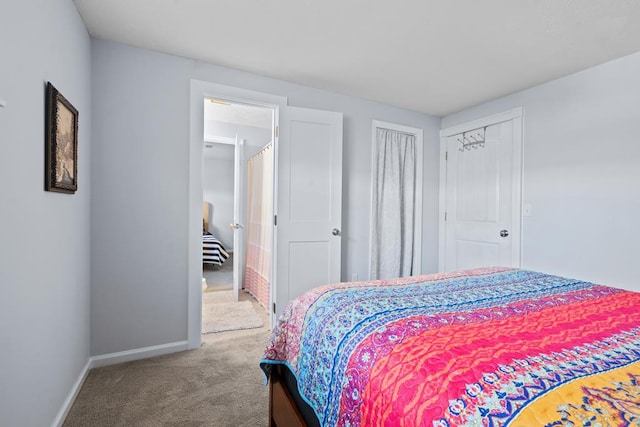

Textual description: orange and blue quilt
[260,267,640,426]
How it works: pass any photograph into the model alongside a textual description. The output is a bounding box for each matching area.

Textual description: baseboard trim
[53,341,189,426]
[90,340,189,368]
[52,359,91,427]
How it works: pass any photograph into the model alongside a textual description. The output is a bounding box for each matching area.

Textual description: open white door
[231,136,245,302]
[275,106,343,319]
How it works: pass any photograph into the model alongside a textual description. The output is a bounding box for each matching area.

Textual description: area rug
[203,290,235,304]
[202,300,263,333]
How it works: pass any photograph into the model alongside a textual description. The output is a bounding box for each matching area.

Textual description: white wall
[90,39,440,355]
[442,51,640,291]
[0,0,91,425]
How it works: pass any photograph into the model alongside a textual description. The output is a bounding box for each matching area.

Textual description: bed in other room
[202,201,229,267]
[261,267,640,426]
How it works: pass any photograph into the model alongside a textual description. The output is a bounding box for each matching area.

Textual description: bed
[260,267,640,426]
[202,201,229,267]
[202,231,229,267]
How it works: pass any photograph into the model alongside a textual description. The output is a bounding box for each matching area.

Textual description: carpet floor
[63,329,271,427]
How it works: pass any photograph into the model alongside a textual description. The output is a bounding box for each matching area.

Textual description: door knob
[500,229,509,237]
[230,223,243,230]
[332,228,341,236]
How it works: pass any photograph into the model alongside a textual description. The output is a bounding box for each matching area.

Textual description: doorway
[188,81,287,349]
[188,80,344,349]
[202,137,235,295]
[200,98,274,335]
[439,108,523,272]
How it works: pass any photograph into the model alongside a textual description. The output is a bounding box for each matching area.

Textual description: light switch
[523,203,532,217]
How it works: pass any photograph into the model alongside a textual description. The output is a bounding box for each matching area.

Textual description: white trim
[54,340,189,425]
[189,79,287,348]
[51,360,91,427]
[511,111,524,267]
[437,137,448,272]
[232,136,244,302]
[204,135,235,145]
[270,109,280,329]
[89,341,188,368]
[369,120,424,279]
[438,108,524,272]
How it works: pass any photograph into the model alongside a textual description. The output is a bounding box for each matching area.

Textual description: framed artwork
[45,82,78,193]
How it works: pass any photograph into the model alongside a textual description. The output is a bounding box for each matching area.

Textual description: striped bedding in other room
[202,232,229,266]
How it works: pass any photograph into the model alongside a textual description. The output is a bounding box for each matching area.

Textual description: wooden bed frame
[269,364,308,427]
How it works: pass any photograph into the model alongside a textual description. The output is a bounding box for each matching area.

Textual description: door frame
[369,120,424,279]
[438,107,524,272]
[188,79,286,349]
[232,136,244,303]
[203,134,245,303]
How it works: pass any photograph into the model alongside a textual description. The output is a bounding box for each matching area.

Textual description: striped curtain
[243,143,273,310]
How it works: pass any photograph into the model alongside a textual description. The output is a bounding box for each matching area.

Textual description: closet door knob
[332,228,340,236]
[500,229,509,237]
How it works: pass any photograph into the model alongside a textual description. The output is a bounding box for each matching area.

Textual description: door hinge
[274,214,277,226]
[445,212,447,221]
[275,126,279,138]
[445,151,448,161]
[272,303,276,314]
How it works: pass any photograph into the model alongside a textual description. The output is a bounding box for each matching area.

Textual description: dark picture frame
[45,82,78,194]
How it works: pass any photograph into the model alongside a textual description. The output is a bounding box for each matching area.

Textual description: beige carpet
[64,291,271,426]
[64,330,271,426]
[202,300,263,333]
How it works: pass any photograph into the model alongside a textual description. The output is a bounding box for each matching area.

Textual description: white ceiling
[73,0,640,116]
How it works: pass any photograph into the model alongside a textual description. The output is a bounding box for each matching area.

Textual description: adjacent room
[2,1,640,426]
[200,98,272,335]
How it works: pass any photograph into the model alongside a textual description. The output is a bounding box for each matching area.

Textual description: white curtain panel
[244,143,273,309]
[370,128,416,280]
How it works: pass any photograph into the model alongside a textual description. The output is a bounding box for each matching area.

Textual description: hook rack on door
[456,126,487,152]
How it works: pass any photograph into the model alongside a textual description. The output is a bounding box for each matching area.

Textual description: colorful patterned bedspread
[260,267,640,426]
